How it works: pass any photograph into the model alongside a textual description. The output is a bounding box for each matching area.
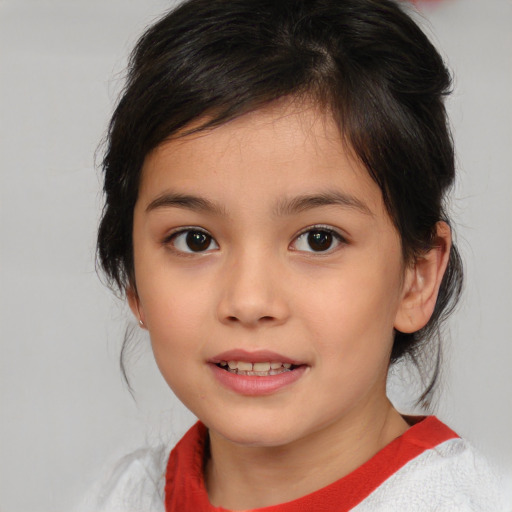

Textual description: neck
[205,398,409,510]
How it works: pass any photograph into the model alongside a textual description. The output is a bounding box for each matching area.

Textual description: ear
[394,221,452,334]
[126,286,147,329]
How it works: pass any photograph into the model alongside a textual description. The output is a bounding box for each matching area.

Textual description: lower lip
[209,363,307,396]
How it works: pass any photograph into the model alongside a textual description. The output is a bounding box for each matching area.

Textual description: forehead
[138,102,384,216]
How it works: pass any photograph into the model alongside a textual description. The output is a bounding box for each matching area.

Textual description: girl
[91,0,505,510]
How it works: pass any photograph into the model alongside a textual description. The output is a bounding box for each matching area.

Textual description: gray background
[1,0,511,510]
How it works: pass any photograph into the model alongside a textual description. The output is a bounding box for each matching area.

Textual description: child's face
[131,102,410,447]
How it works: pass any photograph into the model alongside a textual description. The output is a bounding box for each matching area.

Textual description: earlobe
[127,286,147,329]
[394,222,452,334]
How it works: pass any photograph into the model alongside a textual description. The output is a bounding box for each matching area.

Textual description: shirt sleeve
[75,445,168,512]
[352,438,507,512]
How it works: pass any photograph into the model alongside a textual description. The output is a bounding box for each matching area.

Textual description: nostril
[225,315,275,324]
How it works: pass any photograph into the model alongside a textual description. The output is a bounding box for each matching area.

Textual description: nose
[216,249,290,328]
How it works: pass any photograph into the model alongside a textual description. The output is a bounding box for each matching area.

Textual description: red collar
[165,416,458,512]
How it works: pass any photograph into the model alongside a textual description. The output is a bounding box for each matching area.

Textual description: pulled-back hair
[97,0,463,405]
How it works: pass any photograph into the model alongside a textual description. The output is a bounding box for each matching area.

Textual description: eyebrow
[273,191,373,217]
[145,190,373,217]
[145,192,227,216]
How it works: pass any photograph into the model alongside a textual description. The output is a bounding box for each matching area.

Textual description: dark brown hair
[97,0,463,405]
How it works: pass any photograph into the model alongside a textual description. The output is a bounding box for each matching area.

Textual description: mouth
[215,360,299,376]
[209,351,307,395]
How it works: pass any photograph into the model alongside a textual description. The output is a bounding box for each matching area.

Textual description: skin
[128,101,450,509]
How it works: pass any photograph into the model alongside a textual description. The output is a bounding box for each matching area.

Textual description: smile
[208,350,307,395]
[217,361,294,376]
[209,351,307,395]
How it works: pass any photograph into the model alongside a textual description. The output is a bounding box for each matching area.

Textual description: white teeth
[237,361,253,371]
[218,360,295,375]
[253,362,271,372]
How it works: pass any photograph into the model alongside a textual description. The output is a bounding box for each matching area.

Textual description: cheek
[140,280,211,401]
[299,255,403,365]
[137,268,213,363]
[134,237,212,323]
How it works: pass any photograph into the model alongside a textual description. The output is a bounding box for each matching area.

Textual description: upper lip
[209,349,303,365]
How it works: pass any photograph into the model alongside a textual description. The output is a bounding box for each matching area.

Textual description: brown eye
[186,231,212,251]
[292,227,345,253]
[170,229,219,253]
[307,230,333,251]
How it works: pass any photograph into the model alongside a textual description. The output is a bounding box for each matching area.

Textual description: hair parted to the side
[97,0,463,407]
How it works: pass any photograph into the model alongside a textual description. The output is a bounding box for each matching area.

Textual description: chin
[206,414,305,448]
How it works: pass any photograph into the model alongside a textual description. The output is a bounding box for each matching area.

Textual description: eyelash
[162,225,347,255]
[290,225,347,254]
[163,227,219,255]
